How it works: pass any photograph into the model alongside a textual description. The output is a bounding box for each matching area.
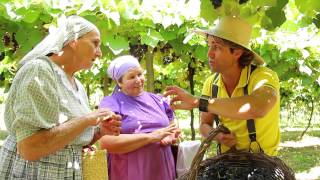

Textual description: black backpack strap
[211,73,220,127]
[243,84,257,143]
[250,64,257,74]
[210,73,221,153]
[245,65,263,152]
[245,65,257,142]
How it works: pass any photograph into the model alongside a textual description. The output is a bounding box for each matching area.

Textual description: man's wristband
[199,97,209,112]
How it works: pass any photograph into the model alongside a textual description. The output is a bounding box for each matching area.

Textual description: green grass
[278,146,320,173]
[281,130,320,142]
[279,130,320,173]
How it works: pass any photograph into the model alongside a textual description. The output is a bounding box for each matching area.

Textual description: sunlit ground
[279,133,320,180]
[280,135,320,148]
[295,166,320,180]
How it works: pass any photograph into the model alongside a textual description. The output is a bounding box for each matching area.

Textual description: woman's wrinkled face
[74,30,102,70]
[118,67,145,96]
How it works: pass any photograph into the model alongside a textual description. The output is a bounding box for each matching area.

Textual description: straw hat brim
[194,29,264,65]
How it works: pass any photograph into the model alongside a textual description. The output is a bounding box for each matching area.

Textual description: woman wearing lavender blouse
[99,55,180,180]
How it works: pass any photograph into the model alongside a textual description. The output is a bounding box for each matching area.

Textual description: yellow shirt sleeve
[248,66,280,94]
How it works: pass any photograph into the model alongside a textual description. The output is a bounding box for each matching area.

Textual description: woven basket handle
[188,125,231,180]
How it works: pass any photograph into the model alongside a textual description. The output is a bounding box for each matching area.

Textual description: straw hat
[194,16,264,65]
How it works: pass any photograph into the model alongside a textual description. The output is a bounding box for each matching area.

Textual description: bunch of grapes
[11,33,19,53]
[239,0,249,4]
[159,43,172,53]
[129,43,148,61]
[2,32,19,53]
[210,0,222,9]
[0,52,5,61]
[159,43,178,65]
[163,56,173,65]
[163,52,180,65]
[2,32,10,47]
[0,72,4,81]
[197,161,283,180]
[154,80,163,94]
[209,0,248,9]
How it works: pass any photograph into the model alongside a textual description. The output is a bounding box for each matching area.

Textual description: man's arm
[165,85,278,120]
[199,112,214,138]
[207,86,278,120]
[200,112,237,147]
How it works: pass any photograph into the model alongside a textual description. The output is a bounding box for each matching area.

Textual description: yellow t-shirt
[202,65,280,156]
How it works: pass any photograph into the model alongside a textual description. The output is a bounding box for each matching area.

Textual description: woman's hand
[164,86,199,110]
[85,108,121,136]
[99,115,122,136]
[84,108,118,126]
[149,124,177,143]
[160,128,181,146]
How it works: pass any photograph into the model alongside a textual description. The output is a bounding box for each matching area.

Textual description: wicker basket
[178,125,296,180]
[82,148,108,180]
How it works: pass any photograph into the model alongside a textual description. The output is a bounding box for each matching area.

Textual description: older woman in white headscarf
[0,15,121,179]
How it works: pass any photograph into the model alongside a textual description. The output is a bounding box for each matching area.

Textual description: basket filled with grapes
[178,125,295,180]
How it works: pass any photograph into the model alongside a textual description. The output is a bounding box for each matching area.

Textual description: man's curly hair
[210,36,255,68]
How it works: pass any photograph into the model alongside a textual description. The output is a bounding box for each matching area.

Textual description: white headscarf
[19,15,99,66]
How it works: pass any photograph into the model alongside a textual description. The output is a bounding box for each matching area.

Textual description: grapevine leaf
[261,15,274,30]
[265,7,286,28]
[295,0,320,16]
[140,29,164,48]
[194,46,208,62]
[16,7,41,23]
[159,27,177,41]
[251,0,276,7]
[277,0,288,9]
[200,0,218,24]
[312,13,320,28]
[105,35,129,55]
[138,18,156,29]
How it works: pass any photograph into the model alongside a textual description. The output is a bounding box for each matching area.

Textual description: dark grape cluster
[152,47,158,53]
[0,72,4,81]
[154,79,163,94]
[129,43,148,61]
[159,43,172,53]
[11,33,19,53]
[162,52,180,65]
[2,32,19,53]
[2,32,10,47]
[163,56,173,65]
[156,43,179,65]
[209,0,248,9]
[0,52,5,61]
[210,0,222,9]
[239,0,249,4]
[197,161,283,180]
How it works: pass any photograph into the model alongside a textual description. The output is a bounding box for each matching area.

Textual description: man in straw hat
[164,16,280,156]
